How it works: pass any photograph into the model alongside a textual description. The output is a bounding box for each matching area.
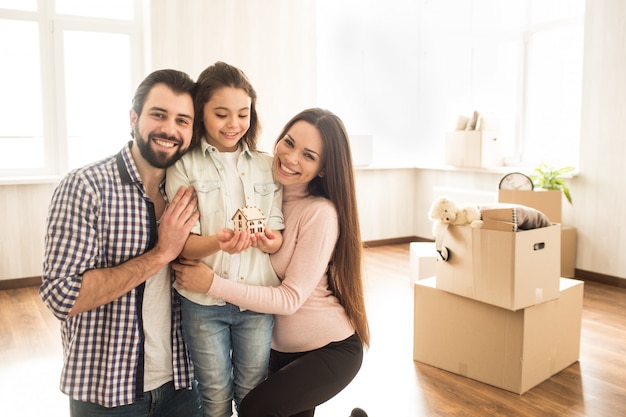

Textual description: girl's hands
[214,226,281,254]
[251,226,282,254]
[216,227,252,254]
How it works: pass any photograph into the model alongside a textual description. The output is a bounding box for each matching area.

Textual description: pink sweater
[207,183,355,352]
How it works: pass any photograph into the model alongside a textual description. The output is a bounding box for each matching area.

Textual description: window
[315,0,584,168]
[419,0,585,168]
[0,0,143,179]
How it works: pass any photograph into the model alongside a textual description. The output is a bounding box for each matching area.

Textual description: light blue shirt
[166,139,284,306]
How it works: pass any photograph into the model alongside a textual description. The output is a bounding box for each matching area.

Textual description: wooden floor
[1,243,625,417]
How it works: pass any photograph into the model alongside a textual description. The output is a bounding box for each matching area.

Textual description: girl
[165,62,284,417]
[173,108,370,417]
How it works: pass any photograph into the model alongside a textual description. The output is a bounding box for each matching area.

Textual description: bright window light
[0,0,36,11]
[64,31,132,170]
[55,0,134,20]
[0,0,142,178]
[0,19,45,170]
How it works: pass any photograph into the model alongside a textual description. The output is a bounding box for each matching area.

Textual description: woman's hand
[171,258,214,294]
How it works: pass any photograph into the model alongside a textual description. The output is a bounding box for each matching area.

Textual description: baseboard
[0,276,41,290]
[575,269,626,288]
[364,236,432,248]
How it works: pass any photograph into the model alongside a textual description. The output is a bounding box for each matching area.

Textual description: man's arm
[68,186,198,317]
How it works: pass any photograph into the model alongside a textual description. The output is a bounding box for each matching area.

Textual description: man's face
[130,83,194,169]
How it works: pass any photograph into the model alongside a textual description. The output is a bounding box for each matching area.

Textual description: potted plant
[530,163,574,205]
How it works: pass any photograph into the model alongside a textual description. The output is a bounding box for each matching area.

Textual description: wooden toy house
[232,206,266,234]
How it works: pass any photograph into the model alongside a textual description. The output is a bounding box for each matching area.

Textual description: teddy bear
[428,197,483,261]
[428,197,483,233]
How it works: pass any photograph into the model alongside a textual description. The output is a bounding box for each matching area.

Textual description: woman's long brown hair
[275,108,370,348]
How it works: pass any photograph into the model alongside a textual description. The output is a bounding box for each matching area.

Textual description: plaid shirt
[39,143,195,408]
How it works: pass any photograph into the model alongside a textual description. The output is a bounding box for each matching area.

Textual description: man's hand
[155,186,199,261]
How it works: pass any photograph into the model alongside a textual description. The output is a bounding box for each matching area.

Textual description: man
[40,69,202,416]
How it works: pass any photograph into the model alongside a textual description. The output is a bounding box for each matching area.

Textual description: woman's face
[273,120,324,186]
[202,87,251,152]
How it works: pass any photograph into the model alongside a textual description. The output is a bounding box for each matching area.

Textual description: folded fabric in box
[479,204,552,231]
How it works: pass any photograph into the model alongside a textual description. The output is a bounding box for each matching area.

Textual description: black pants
[238,333,363,417]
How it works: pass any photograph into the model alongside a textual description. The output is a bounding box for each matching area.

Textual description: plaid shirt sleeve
[40,171,100,320]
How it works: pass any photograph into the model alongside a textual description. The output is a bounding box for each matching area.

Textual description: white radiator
[432,186,497,206]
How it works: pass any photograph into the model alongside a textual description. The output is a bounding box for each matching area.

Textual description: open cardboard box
[413,277,584,394]
[436,223,561,310]
[498,189,562,224]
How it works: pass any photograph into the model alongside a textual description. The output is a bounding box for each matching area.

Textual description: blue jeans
[181,297,273,417]
[69,381,202,417]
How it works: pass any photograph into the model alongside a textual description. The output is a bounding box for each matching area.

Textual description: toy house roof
[232,206,266,221]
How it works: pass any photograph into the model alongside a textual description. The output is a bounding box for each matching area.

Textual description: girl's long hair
[275,108,370,348]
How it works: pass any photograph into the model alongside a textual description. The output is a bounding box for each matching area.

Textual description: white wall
[0,183,56,280]
[355,168,417,241]
[148,0,318,154]
[315,0,420,167]
[572,0,626,277]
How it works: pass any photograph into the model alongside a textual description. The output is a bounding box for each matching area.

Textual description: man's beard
[134,125,188,169]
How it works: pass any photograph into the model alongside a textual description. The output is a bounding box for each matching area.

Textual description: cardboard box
[561,226,577,278]
[413,277,584,394]
[445,130,503,168]
[498,189,562,224]
[409,242,438,284]
[436,223,561,310]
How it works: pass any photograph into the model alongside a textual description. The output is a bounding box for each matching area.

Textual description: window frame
[0,0,144,181]
[518,15,585,168]
[416,0,585,170]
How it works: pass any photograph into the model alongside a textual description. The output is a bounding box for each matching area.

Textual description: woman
[173,108,370,417]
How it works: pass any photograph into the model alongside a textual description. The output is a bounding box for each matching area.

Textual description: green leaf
[532,162,575,204]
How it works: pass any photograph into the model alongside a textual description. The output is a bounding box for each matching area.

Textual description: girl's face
[202,87,251,152]
[273,120,325,186]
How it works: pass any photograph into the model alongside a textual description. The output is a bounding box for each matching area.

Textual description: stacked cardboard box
[497,189,577,278]
[435,222,561,310]
[413,222,584,394]
[413,277,584,394]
